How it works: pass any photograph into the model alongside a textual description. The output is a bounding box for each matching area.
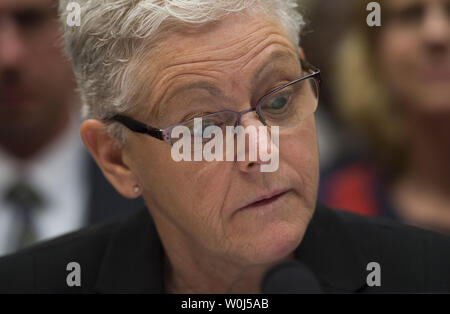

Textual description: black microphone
[261,260,322,294]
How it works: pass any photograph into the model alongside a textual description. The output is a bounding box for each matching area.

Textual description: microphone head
[261,260,322,294]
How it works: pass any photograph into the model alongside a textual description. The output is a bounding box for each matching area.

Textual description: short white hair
[59,0,305,142]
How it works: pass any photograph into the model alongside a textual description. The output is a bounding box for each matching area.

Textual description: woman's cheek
[280,120,319,201]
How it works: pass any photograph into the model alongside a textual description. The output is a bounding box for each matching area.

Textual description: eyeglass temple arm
[300,58,320,74]
[110,115,165,141]
[300,59,322,85]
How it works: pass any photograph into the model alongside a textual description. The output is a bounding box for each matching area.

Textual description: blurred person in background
[319,0,450,234]
[0,0,143,256]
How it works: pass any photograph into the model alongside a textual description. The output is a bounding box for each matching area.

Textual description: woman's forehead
[151,14,295,67]
[140,15,299,120]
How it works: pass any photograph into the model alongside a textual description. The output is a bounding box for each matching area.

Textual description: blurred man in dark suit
[0,0,144,256]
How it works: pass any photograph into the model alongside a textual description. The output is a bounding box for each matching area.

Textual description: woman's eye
[392,5,425,24]
[192,120,218,137]
[265,95,290,111]
[15,9,47,29]
[203,125,216,138]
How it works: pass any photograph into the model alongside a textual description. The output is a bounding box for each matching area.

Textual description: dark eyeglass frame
[105,59,321,145]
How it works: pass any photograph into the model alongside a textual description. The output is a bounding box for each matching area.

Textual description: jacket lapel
[94,209,165,293]
[295,205,368,292]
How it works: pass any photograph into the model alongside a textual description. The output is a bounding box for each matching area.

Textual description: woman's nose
[235,111,276,173]
[0,18,26,68]
[421,4,450,49]
[238,110,266,129]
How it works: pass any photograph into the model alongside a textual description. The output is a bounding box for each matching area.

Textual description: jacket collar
[94,209,165,293]
[294,204,368,292]
[95,205,367,293]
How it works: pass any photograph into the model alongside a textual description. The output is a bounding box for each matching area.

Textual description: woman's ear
[80,119,141,199]
[298,47,306,60]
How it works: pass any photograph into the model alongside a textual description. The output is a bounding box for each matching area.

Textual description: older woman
[0,0,450,294]
[76,0,320,293]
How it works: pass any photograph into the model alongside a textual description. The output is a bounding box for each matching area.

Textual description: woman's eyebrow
[152,82,224,122]
[251,50,298,90]
[166,81,223,103]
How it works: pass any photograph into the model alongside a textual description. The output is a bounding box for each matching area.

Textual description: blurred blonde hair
[333,0,407,175]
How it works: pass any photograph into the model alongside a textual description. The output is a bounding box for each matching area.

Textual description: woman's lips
[0,87,28,107]
[239,189,290,211]
[421,64,450,81]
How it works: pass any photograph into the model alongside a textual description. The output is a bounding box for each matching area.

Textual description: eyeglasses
[106,59,321,146]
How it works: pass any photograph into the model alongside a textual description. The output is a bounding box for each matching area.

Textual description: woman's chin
[237,222,306,266]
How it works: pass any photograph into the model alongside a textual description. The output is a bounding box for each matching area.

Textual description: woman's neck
[403,110,450,193]
[163,246,278,294]
[391,110,450,233]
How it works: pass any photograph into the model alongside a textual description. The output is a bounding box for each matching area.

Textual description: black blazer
[1,204,449,293]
